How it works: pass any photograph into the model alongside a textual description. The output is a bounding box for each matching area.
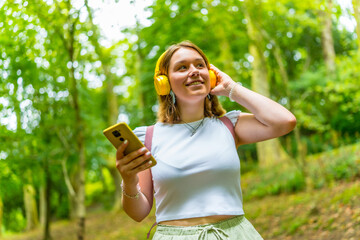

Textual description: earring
[207,94,211,100]
[170,90,176,105]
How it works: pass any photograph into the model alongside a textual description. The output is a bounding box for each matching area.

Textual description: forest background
[0,0,359,239]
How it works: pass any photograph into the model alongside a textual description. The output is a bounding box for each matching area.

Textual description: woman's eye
[178,65,186,70]
[197,63,205,68]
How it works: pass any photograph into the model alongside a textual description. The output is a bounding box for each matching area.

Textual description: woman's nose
[189,65,200,77]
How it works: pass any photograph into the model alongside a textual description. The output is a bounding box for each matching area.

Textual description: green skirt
[152,215,263,240]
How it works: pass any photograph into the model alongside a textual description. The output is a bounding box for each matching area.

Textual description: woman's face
[168,47,210,104]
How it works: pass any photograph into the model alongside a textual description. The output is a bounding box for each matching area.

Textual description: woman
[116,41,296,239]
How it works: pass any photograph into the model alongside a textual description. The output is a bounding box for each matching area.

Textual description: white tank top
[134,111,244,222]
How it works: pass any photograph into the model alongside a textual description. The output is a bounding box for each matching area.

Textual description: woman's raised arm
[210,64,296,146]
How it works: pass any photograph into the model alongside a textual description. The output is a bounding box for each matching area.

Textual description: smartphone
[103,122,157,168]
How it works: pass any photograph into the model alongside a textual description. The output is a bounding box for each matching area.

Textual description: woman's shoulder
[222,110,241,127]
[133,126,148,144]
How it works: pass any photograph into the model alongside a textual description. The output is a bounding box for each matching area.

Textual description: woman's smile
[186,80,204,86]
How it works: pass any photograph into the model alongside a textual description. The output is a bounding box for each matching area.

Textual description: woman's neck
[177,100,205,123]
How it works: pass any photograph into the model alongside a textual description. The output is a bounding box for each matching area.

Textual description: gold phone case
[103,122,157,168]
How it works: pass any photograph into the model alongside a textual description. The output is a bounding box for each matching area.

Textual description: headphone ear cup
[154,75,171,95]
[208,70,217,89]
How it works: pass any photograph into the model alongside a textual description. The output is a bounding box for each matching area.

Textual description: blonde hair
[156,41,226,123]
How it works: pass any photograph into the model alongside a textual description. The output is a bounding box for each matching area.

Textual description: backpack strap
[145,125,154,151]
[219,116,237,144]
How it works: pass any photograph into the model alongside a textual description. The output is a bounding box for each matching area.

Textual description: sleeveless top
[133,111,244,222]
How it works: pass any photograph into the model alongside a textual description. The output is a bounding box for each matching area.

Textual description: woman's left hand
[209,64,236,97]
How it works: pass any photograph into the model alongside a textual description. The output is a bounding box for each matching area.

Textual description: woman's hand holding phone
[115,140,153,185]
[103,122,157,186]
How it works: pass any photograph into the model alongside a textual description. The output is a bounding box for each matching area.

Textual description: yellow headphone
[153,51,218,96]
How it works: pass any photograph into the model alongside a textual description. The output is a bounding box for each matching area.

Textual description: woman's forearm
[121,183,152,222]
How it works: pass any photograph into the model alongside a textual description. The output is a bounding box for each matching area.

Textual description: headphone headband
[154,51,167,78]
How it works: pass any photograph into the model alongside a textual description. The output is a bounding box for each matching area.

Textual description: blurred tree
[0,197,3,237]
[257,0,318,173]
[84,0,124,213]
[320,0,336,77]
[23,184,39,230]
[34,2,88,238]
[243,0,290,166]
[353,0,360,49]
[0,1,40,231]
[3,0,97,238]
[132,0,147,126]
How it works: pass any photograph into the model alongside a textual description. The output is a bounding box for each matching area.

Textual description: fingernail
[148,160,152,165]
[124,140,128,144]
[140,147,147,152]
[145,152,151,156]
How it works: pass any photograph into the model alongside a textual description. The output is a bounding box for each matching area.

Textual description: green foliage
[326,155,359,181]
[242,164,306,200]
[85,181,104,206]
[308,143,360,188]
[3,208,26,233]
[291,52,360,154]
[0,162,25,232]
[51,190,70,219]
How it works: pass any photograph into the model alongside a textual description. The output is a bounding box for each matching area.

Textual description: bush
[242,143,360,201]
[243,164,306,200]
[326,155,359,181]
[3,208,26,233]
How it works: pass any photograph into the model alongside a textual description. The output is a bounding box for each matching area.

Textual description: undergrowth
[242,142,360,201]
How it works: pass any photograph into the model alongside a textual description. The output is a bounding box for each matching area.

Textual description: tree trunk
[0,197,3,237]
[44,184,51,240]
[32,3,86,238]
[264,35,308,174]
[23,184,39,231]
[39,185,52,240]
[104,66,122,212]
[244,0,289,166]
[75,79,86,238]
[84,2,123,212]
[71,62,86,240]
[134,37,146,125]
[39,186,46,227]
[59,152,76,219]
[294,127,308,176]
[68,192,77,220]
[108,167,122,212]
[67,20,86,240]
[320,0,336,77]
[40,157,52,240]
[353,0,360,50]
